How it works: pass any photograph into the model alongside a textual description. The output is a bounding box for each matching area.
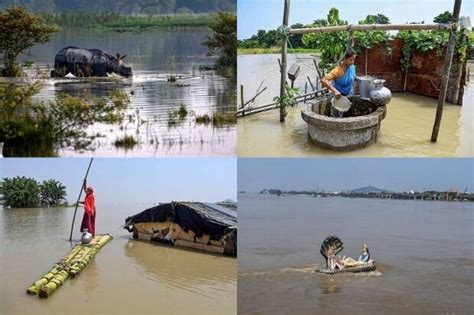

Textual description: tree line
[0,0,236,14]
[0,176,68,208]
[238,10,460,49]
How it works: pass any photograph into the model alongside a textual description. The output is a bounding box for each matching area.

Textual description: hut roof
[124,202,237,241]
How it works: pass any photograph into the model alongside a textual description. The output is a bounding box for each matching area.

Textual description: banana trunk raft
[26,234,113,298]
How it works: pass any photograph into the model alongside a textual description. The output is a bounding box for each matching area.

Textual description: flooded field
[238,193,474,314]
[238,54,473,157]
[0,203,236,314]
[7,28,236,157]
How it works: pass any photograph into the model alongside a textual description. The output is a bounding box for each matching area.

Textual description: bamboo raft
[26,234,113,298]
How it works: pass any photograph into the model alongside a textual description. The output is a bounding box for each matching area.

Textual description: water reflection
[124,240,236,296]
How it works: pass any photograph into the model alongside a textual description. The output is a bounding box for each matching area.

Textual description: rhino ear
[116,53,121,59]
[120,54,127,60]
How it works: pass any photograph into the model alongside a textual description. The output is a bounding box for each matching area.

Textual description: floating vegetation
[195,114,212,124]
[167,75,177,82]
[195,112,236,126]
[178,104,188,119]
[114,135,138,149]
[167,104,188,127]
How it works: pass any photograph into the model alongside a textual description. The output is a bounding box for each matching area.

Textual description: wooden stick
[240,85,244,109]
[288,23,453,35]
[69,158,94,241]
[431,0,462,142]
[243,86,268,107]
[279,0,290,122]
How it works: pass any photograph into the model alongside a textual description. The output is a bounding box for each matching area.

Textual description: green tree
[203,11,236,71]
[362,14,390,24]
[302,7,348,71]
[40,179,67,207]
[0,5,59,77]
[0,176,41,208]
[433,11,454,23]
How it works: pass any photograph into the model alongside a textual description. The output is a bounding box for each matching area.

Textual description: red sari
[80,187,96,235]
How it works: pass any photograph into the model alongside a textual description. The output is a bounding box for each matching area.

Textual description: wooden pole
[431,0,462,142]
[279,0,290,122]
[69,158,94,241]
[240,85,244,108]
[288,23,452,35]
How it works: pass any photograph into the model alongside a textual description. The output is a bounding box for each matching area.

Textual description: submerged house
[124,202,237,256]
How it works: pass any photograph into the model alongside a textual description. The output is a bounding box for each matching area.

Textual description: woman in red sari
[79,179,96,236]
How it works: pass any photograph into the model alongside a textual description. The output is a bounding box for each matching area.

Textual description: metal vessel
[369,79,392,106]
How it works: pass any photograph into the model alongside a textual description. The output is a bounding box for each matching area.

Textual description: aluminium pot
[356,76,375,100]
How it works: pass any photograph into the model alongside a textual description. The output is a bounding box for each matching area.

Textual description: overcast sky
[238,158,474,192]
[0,158,237,204]
[238,0,473,39]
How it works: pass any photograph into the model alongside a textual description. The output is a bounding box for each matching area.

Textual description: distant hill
[350,186,388,193]
[0,0,236,14]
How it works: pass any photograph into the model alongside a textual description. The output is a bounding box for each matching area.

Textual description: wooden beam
[279,0,290,122]
[288,23,453,35]
[431,0,462,142]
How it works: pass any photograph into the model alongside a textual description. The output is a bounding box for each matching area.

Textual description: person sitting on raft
[320,50,357,100]
[359,244,370,263]
[78,179,96,236]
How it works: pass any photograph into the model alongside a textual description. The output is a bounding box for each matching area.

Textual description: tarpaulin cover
[124,202,237,241]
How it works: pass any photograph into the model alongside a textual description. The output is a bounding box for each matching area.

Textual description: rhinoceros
[51,46,132,78]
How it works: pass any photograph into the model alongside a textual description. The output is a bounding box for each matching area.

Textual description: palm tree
[40,179,67,207]
[0,176,41,208]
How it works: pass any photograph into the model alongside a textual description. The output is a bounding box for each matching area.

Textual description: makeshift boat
[26,234,113,298]
[315,262,377,275]
[316,235,377,275]
[124,202,237,256]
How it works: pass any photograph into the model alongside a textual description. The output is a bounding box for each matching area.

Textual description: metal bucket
[330,95,352,118]
[356,76,375,100]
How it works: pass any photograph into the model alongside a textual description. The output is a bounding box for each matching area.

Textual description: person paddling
[320,50,357,99]
[78,179,96,236]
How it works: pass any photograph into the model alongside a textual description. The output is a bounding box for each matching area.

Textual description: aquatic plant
[273,86,299,118]
[0,6,59,77]
[114,135,138,149]
[39,179,67,207]
[0,82,129,156]
[0,176,41,208]
[195,112,236,126]
[178,104,188,119]
[195,114,212,124]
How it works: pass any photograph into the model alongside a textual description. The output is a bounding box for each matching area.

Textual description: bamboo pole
[431,0,462,142]
[69,157,94,241]
[279,0,290,122]
[288,23,453,35]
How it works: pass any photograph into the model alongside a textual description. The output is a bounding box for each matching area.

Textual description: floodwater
[0,203,236,314]
[237,54,474,157]
[11,28,236,157]
[238,193,474,314]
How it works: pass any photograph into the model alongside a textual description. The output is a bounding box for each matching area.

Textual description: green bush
[0,176,41,208]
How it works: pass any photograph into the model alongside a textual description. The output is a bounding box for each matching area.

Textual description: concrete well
[301,95,387,151]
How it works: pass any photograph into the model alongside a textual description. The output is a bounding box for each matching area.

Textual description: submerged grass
[114,135,138,149]
[195,112,236,126]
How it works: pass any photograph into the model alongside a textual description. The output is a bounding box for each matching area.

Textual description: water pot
[369,79,392,106]
[81,229,92,244]
[356,76,375,100]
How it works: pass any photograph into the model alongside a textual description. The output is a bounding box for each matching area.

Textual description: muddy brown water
[7,28,236,157]
[0,203,236,314]
[238,193,474,314]
[237,54,474,157]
